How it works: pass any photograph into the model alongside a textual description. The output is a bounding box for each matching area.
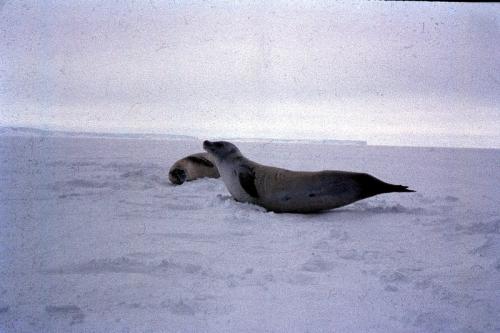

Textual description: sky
[0,0,499,148]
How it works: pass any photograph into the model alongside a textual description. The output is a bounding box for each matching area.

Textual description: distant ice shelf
[208,137,368,146]
[0,126,198,141]
[0,126,367,146]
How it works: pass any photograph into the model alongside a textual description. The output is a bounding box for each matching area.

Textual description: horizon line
[1,124,499,151]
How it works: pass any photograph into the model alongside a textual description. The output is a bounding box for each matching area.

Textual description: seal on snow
[168,152,220,185]
[203,140,414,213]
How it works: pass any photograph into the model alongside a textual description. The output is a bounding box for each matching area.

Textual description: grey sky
[1,1,499,147]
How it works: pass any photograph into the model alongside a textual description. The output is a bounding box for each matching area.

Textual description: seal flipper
[354,173,414,199]
[238,166,259,198]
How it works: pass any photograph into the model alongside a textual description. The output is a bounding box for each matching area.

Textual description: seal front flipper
[238,166,259,198]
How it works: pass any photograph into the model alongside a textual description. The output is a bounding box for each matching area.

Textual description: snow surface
[1,135,499,333]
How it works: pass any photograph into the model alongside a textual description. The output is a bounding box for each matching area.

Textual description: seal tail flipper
[383,184,415,193]
[354,173,415,198]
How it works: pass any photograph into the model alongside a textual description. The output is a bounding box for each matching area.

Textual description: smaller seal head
[203,140,241,161]
[169,168,187,185]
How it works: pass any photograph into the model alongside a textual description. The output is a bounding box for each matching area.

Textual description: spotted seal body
[203,140,415,213]
[168,152,220,185]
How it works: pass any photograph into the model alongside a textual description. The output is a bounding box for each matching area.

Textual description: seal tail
[382,184,415,193]
[355,173,415,198]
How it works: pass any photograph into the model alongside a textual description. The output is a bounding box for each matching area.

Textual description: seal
[168,152,220,185]
[203,140,415,213]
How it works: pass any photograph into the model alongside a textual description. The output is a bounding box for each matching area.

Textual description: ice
[1,134,499,332]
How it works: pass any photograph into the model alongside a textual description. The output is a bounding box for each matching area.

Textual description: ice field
[1,134,499,332]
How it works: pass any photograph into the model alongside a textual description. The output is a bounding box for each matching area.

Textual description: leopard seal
[168,152,220,185]
[203,140,414,213]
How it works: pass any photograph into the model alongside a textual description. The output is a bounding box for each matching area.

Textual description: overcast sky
[1,1,499,148]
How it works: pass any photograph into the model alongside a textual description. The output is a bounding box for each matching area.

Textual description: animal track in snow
[45,305,85,325]
[44,257,204,276]
[301,256,335,273]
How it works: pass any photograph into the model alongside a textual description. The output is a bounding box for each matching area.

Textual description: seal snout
[203,140,213,151]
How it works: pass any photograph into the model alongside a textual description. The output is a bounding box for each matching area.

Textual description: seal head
[169,168,187,185]
[203,140,242,162]
[203,140,258,202]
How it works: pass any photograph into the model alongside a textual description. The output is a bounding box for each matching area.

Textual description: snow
[1,134,499,333]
